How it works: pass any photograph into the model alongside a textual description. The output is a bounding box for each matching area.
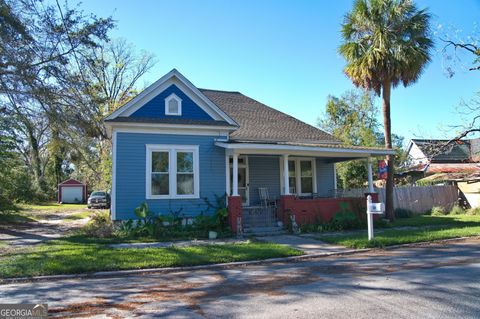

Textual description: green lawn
[0,236,302,278]
[318,214,480,249]
[385,214,480,228]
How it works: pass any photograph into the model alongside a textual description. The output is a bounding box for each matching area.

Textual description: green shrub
[82,211,113,237]
[466,207,480,216]
[394,208,414,218]
[430,206,447,216]
[449,205,466,215]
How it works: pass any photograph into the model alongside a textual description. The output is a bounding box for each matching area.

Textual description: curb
[0,249,369,285]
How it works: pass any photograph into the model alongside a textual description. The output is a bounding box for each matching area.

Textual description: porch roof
[215,140,395,160]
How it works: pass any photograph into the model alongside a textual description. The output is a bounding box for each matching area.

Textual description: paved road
[2,238,480,318]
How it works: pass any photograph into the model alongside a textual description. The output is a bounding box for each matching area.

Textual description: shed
[58,179,87,203]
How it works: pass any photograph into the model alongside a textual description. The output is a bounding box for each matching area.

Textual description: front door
[230,156,249,206]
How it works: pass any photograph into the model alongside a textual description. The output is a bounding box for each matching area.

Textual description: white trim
[367,158,374,193]
[229,155,249,205]
[280,157,317,196]
[165,93,182,116]
[216,142,395,157]
[232,154,239,196]
[283,155,289,195]
[225,155,230,196]
[333,163,337,190]
[107,124,233,138]
[105,69,238,126]
[111,130,117,220]
[145,144,200,199]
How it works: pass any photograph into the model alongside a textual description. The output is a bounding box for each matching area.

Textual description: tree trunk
[382,80,395,221]
[26,123,46,197]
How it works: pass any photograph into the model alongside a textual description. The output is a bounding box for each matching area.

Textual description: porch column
[232,153,239,196]
[283,154,290,195]
[367,158,375,193]
[225,155,230,196]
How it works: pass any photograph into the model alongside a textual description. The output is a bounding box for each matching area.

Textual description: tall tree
[339,0,433,220]
[319,90,404,188]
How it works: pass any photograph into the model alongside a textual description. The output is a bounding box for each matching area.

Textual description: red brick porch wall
[278,195,368,226]
[227,196,242,233]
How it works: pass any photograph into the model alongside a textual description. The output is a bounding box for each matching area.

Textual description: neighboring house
[405,139,480,177]
[404,139,480,208]
[104,69,393,232]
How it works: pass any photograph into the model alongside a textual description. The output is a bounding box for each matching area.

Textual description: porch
[217,141,394,233]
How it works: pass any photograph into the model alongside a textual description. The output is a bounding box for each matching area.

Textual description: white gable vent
[165,93,182,115]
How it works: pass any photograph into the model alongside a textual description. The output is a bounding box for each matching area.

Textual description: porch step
[243,226,287,236]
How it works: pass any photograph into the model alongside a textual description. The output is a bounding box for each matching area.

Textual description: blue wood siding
[130,84,214,120]
[114,132,225,220]
[248,156,281,205]
[316,159,335,197]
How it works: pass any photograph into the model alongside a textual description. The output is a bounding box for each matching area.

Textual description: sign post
[366,195,385,240]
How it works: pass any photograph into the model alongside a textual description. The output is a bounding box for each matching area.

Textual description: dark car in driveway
[87,191,110,209]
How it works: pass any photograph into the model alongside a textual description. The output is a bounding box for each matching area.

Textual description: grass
[63,210,98,220]
[1,202,92,225]
[317,214,480,249]
[0,211,37,224]
[20,202,87,212]
[0,236,303,278]
[385,214,480,228]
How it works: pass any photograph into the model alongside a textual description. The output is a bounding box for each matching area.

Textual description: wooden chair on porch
[258,187,277,208]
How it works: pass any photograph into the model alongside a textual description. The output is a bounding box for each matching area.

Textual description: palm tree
[339,0,433,220]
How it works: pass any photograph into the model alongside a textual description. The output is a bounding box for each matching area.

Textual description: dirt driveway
[0,205,102,249]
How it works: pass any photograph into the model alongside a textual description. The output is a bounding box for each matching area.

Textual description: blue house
[105,69,393,231]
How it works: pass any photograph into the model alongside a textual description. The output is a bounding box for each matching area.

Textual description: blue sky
[81,0,479,143]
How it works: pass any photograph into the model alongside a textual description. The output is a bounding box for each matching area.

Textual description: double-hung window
[146,145,199,199]
[285,158,316,196]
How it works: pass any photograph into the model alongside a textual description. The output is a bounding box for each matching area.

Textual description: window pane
[177,174,194,195]
[300,161,312,177]
[152,173,169,195]
[177,152,193,172]
[289,177,296,192]
[288,160,296,177]
[301,177,313,194]
[152,152,168,172]
[168,99,179,114]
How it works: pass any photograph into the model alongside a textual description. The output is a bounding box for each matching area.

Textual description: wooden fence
[335,185,459,214]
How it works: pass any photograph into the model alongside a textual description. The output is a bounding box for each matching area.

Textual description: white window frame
[280,157,317,196]
[165,93,182,116]
[146,144,199,199]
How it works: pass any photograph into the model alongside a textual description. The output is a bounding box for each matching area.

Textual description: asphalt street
[1,237,479,318]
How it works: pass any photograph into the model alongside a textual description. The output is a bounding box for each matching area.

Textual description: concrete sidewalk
[256,234,351,254]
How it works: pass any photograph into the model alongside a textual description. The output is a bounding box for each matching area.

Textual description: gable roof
[200,89,340,145]
[105,69,238,127]
[410,139,472,163]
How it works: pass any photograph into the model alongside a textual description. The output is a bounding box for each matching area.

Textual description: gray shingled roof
[412,139,472,163]
[200,89,340,145]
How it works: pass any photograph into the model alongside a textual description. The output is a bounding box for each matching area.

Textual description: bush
[430,206,447,216]
[466,207,480,216]
[113,200,232,240]
[449,205,466,215]
[82,211,113,237]
[394,208,414,218]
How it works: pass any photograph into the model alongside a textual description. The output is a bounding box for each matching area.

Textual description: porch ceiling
[215,141,395,159]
